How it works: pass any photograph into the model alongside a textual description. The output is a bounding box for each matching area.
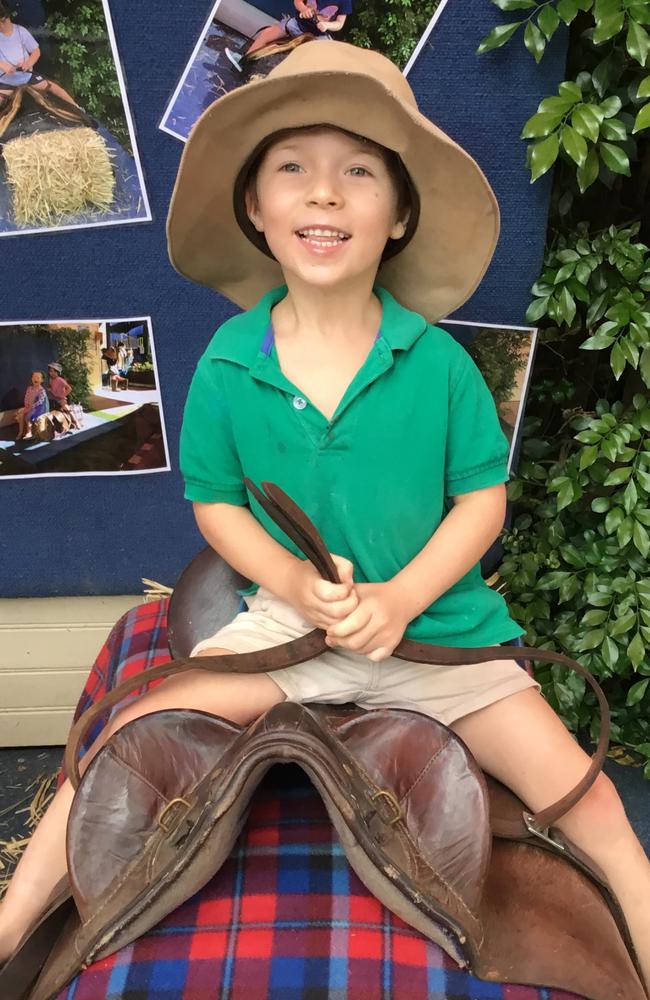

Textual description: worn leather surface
[30,702,646,1000]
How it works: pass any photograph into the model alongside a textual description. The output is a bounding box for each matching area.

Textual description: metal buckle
[371,789,402,825]
[523,811,565,850]
[158,796,192,835]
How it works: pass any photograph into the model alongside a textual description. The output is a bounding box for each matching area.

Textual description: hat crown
[265,41,417,110]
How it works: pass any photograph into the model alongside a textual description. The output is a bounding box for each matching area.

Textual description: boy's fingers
[326,604,372,639]
[314,578,352,602]
[320,592,359,621]
[330,553,354,586]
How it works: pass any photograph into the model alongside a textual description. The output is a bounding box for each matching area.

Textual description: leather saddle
[6,480,647,1000]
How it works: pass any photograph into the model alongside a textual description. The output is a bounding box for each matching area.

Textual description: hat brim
[167,66,499,322]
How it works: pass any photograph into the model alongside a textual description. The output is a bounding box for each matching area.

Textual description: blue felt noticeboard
[1,0,567,597]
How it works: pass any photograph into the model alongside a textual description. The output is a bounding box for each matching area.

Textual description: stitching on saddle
[337,735,480,924]
[106,746,169,802]
[398,733,452,804]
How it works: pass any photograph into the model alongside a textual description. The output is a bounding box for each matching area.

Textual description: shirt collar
[207,285,428,368]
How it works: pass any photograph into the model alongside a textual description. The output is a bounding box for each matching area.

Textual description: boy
[0,42,647,996]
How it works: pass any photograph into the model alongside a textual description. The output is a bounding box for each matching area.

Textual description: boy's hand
[325,581,412,662]
[287,554,359,629]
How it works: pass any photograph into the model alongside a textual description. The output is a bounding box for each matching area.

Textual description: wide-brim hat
[167,42,500,322]
[48,362,63,373]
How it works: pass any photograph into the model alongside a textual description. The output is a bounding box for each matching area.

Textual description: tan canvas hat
[167,42,500,322]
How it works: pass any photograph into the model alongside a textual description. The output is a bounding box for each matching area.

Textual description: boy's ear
[244,186,264,233]
[390,214,409,241]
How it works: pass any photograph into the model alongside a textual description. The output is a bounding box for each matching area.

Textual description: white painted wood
[0,596,144,747]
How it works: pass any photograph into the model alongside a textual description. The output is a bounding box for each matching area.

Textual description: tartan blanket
[56,600,581,1000]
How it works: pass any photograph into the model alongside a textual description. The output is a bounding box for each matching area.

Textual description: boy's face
[246,128,407,293]
[31,372,42,386]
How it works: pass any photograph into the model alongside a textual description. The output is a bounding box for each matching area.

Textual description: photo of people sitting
[0,319,169,479]
[160,0,444,142]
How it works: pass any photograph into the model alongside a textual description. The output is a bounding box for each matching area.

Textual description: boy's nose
[306,179,344,208]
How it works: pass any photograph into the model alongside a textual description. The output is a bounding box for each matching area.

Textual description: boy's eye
[348,166,371,177]
[279,162,302,172]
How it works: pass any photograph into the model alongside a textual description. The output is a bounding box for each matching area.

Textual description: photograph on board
[0,318,170,479]
[160,0,449,141]
[439,319,539,472]
[0,0,150,236]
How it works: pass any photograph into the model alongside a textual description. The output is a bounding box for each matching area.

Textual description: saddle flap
[67,709,243,920]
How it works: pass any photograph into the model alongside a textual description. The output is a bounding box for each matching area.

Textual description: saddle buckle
[158,796,192,836]
[371,789,402,826]
[523,811,565,850]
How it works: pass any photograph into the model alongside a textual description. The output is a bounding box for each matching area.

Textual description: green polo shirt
[180,285,524,648]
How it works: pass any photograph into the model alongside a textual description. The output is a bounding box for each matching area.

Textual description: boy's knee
[563,770,628,841]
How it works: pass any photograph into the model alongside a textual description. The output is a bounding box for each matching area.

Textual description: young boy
[0,42,648,996]
[47,362,81,430]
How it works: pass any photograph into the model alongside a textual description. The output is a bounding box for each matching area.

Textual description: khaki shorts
[190,587,540,727]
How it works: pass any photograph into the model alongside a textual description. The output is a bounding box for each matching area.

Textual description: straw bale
[3,127,115,226]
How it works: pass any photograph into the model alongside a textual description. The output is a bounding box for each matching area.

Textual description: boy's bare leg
[450,686,650,991]
[0,652,285,963]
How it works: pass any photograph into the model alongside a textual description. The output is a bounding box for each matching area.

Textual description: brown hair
[233,125,420,264]
[0,4,11,19]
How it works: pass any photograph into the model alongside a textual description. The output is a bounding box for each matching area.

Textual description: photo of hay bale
[0,0,150,236]
[3,127,115,226]
[160,0,447,142]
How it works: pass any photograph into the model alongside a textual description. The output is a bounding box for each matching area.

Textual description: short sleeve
[180,357,247,505]
[444,347,510,497]
[18,26,39,53]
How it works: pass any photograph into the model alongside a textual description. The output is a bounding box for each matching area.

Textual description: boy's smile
[246,127,407,290]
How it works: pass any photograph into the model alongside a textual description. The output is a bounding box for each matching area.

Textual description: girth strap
[64,481,610,843]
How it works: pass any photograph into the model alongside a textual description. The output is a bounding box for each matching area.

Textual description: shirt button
[293,396,307,410]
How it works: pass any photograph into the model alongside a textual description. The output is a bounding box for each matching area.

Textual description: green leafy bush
[53,327,92,410]
[479,0,650,772]
[42,0,130,151]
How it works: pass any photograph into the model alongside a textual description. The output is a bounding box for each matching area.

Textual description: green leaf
[559,81,583,101]
[626,20,650,66]
[611,610,636,635]
[633,102,650,133]
[538,570,571,590]
[599,95,622,117]
[580,328,616,350]
[605,466,633,486]
[580,628,606,650]
[538,5,561,39]
[559,286,577,325]
[640,346,650,386]
[557,0,579,24]
[582,609,608,626]
[624,478,638,514]
[561,124,588,166]
[539,95,580,114]
[618,514,634,547]
[638,75,650,98]
[602,635,620,668]
[477,22,521,54]
[530,132,560,181]
[633,519,650,557]
[577,147,600,192]
[571,104,602,142]
[521,111,564,138]
[599,141,631,175]
[610,340,626,379]
[626,677,648,705]
[579,444,600,469]
[492,0,536,7]
[600,117,627,141]
[593,11,625,44]
[524,20,547,62]
[605,506,625,532]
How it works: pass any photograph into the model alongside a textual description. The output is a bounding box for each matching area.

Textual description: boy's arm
[192,500,359,626]
[387,483,507,620]
[193,500,304,604]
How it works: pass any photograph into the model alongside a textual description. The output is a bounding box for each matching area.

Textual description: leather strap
[64,481,610,841]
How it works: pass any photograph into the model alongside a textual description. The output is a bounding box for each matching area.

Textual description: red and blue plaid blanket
[57,600,581,1000]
